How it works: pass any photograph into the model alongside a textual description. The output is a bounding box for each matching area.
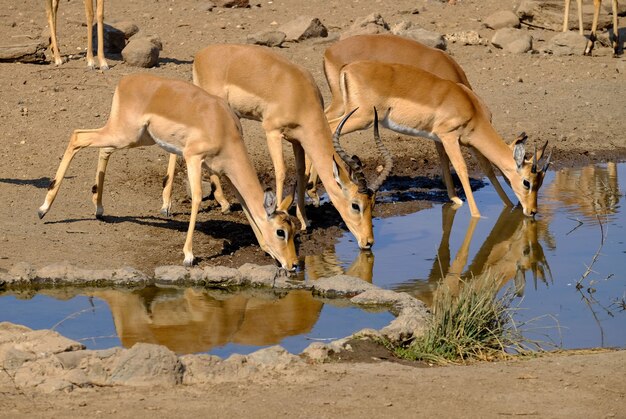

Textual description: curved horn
[332,108,368,193]
[531,144,538,174]
[369,107,393,193]
[541,148,553,172]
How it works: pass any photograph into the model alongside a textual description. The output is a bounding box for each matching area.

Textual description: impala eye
[523,179,531,190]
[351,202,360,212]
[276,229,286,239]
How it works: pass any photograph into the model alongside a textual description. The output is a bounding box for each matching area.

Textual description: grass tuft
[394,271,538,364]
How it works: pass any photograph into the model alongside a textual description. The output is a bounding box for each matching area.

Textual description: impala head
[258,190,299,272]
[510,133,552,217]
[331,108,393,250]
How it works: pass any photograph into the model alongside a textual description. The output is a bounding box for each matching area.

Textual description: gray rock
[278,16,328,42]
[483,10,521,30]
[246,30,286,47]
[245,345,303,369]
[180,354,223,384]
[238,263,281,286]
[312,275,378,297]
[108,343,183,386]
[93,23,126,54]
[491,28,533,53]
[392,22,446,50]
[301,341,334,362]
[213,0,249,7]
[122,38,160,68]
[107,20,140,39]
[381,304,430,343]
[0,40,47,63]
[543,31,588,55]
[340,13,390,40]
[444,31,487,46]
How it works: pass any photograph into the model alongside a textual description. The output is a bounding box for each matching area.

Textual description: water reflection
[393,205,552,306]
[544,162,620,220]
[300,249,375,283]
[91,288,322,354]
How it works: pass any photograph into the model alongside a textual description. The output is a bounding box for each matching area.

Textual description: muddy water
[1,163,624,354]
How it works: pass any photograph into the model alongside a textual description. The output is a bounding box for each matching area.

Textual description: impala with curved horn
[161,44,392,250]
[327,61,551,218]
[306,33,515,209]
[37,74,298,270]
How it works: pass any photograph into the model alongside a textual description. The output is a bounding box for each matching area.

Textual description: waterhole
[1,163,624,355]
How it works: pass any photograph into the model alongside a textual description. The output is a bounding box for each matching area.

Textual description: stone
[278,16,328,42]
[444,31,486,46]
[543,31,588,56]
[213,0,249,7]
[491,28,533,53]
[311,275,378,297]
[108,343,183,386]
[122,38,160,68]
[0,40,47,63]
[340,13,390,39]
[391,22,446,50]
[93,23,126,54]
[246,30,286,47]
[483,10,521,30]
[246,346,303,370]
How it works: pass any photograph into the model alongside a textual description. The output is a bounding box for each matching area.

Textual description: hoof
[451,197,464,207]
[220,205,232,215]
[37,208,47,219]
[160,207,172,217]
[183,257,194,267]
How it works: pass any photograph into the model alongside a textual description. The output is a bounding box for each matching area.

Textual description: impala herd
[50,1,626,269]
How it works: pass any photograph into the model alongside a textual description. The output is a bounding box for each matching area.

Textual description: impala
[162,44,393,250]
[307,34,514,209]
[45,0,109,69]
[37,74,298,270]
[563,0,620,56]
[327,61,551,218]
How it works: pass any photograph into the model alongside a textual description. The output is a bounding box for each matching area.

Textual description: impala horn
[332,107,369,194]
[369,107,393,193]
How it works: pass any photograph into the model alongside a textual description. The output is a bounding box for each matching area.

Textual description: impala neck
[470,124,517,180]
[221,157,268,231]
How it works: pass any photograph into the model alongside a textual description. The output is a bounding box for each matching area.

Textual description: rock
[246,346,303,370]
[381,304,430,344]
[301,341,334,362]
[543,31,588,55]
[391,22,446,50]
[340,13,390,39]
[106,20,140,39]
[246,30,286,47]
[278,16,328,42]
[33,262,148,286]
[213,0,249,7]
[92,23,126,54]
[444,31,486,46]
[311,275,378,297]
[108,343,183,386]
[238,264,281,286]
[491,28,533,53]
[122,38,160,68]
[483,10,521,29]
[0,40,47,63]
[180,354,224,384]
[132,32,164,50]
[0,322,85,357]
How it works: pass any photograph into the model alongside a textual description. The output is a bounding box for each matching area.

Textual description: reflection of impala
[395,205,551,307]
[544,162,620,219]
[161,44,393,250]
[302,249,375,283]
[92,288,323,354]
[325,60,551,218]
[37,74,298,269]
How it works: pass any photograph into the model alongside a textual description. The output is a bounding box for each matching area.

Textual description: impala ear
[332,155,351,191]
[512,133,527,169]
[263,190,277,216]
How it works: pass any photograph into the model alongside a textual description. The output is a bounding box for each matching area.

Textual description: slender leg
[95,0,108,69]
[161,153,178,216]
[264,128,288,207]
[291,142,310,230]
[182,155,203,267]
[435,141,463,207]
[440,135,480,218]
[471,148,514,207]
[208,171,231,213]
[84,0,95,69]
[563,0,572,32]
[39,128,108,218]
[45,0,63,65]
[610,0,620,56]
[577,0,584,35]
[584,0,602,55]
[92,147,115,218]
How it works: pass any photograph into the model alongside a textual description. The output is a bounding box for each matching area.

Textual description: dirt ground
[1,0,626,416]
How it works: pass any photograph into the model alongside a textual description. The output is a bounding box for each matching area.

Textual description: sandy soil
[1,0,625,416]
